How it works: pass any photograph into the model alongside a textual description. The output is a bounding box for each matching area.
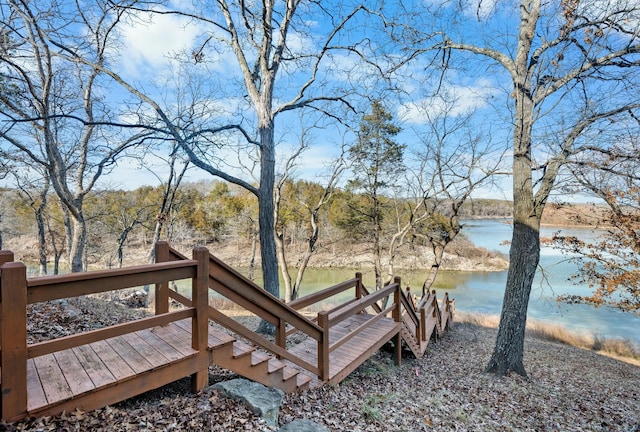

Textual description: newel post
[0,250,14,267]
[355,272,363,299]
[191,246,209,391]
[317,311,330,382]
[0,250,15,353]
[1,262,27,421]
[275,299,286,358]
[154,241,170,315]
[393,277,402,366]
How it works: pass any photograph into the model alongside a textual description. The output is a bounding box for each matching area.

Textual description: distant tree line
[0,181,512,273]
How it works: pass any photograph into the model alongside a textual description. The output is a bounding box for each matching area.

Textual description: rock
[209,378,284,426]
[278,419,329,432]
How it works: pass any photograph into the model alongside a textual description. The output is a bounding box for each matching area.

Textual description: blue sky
[3,0,627,203]
[84,0,514,200]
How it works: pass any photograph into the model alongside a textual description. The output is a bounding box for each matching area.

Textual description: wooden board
[89,340,136,380]
[104,336,153,374]
[32,354,73,404]
[72,345,116,389]
[53,350,95,396]
[26,359,47,411]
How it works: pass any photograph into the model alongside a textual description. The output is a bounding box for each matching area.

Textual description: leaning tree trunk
[69,213,87,272]
[256,121,279,334]
[485,221,540,376]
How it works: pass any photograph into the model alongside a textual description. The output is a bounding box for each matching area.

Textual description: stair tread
[296,373,313,387]
[208,328,236,348]
[233,340,255,358]
[251,350,270,366]
[267,358,285,374]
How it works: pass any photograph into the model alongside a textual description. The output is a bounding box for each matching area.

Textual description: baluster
[191,246,209,391]
[154,241,170,314]
[317,311,329,381]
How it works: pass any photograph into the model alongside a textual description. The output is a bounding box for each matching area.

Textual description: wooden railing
[0,247,211,421]
[155,243,327,378]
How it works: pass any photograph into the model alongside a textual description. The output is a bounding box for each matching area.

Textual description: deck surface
[287,313,400,384]
[24,314,400,416]
[25,319,209,414]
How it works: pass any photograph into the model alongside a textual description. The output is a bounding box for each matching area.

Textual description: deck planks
[53,350,95,396]
[32,354,74,404]
[22,313,402,419]
[89,340,136,381]
[72,345,116,389]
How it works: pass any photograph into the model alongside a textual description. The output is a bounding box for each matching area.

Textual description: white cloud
[398,80,499,124]
[117,11,202,77]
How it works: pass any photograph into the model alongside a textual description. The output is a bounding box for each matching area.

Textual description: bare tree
[0,0,146,271]
[66,0,387,309]
[388,91,505,297]
[428,0,640,375]
[274,128,347,302]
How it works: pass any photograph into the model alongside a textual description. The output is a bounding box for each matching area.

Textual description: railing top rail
[326,282,398,326]
[26,260,197,304]
[26,260,196,287]
[287,277,359,310]
[400,293,420,327]
[416,289,437,310]
[169,246,324,340]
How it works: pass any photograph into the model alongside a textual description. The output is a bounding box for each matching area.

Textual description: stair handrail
[161,244,325,377]
[360,278,423,349]
[1,248,210,421]
[317,280,404,381]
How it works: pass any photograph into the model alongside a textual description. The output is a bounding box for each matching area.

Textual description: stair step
[282,366,298,381]
[208,328,236,349]
[267,358,285,374]
[251,350,270,366]
[233,340,255,358]
[296,373,313,390]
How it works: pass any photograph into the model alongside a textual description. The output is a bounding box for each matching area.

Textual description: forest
[0,181,512,273]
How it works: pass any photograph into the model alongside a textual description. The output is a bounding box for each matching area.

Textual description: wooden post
[191,247,209,392]
[154,242,170,315]
[1,262,27,421]
[317,311,330,382]
[393,280,402,367]
[0,250,14,267]
[432,290,438,317]
[275,299,286,358]
[355,272,363,299]
[420,307,427,342]
[0,250,15,351]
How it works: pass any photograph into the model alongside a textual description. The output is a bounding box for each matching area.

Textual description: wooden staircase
[0,243,453,422]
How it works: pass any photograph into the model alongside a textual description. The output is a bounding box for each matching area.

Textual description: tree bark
[69,212,87,272]
[485,221,539,376]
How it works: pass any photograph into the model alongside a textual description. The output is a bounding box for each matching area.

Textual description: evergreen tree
[347,100,404,289]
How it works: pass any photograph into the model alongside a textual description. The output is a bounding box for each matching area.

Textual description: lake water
[295,219,640,344]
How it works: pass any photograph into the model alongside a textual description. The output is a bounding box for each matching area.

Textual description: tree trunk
[69,213,87,272]
[257,123,279,299]
[35,208,47,275]
[256,121,279,334]
[276,229,292,301]
[485,221,539,376]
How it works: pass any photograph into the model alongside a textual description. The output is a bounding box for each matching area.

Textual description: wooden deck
[0,243,454,423]
[25,320,200,416]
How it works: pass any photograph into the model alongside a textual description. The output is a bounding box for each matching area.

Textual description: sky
[2,0,630,203]
[89,1,515,200]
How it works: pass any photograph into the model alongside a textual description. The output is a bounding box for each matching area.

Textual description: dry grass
[457,311,640,364]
